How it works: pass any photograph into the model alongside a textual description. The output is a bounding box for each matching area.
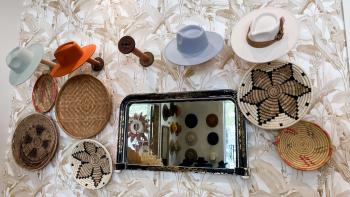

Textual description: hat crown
[248,13,280,42]
[6,47,34,73]
[176,25,208,54]
[54,42,84,66]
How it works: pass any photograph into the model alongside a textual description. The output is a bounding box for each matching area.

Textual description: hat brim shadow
[231,7,299,63]
[50,44,96,77]
[9,43,44,86]
[164,32,224,66]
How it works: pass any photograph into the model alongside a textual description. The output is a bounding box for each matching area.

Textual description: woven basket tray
[275,121,332,171]
[55,74,111,139]
[12,113,58,170]
[32,74,58,113]
[238,62,312,130]
[70,139,112,189]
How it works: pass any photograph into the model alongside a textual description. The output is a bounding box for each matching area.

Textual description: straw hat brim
[9,43,44,86]
[50,44,96,77]
[231,7,299,63]
[164,32,224,66]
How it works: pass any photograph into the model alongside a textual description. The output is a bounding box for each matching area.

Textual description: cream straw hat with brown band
[231,7,299,63]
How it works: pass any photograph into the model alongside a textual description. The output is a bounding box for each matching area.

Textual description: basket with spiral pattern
[55,74,111,139]
[238,61,312,130]
[12,113,58,170]
[70,139,112,189]
[32,74,58,113]
[275,121,332,171]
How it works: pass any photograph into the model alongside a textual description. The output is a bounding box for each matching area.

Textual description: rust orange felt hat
[50,41,96,77]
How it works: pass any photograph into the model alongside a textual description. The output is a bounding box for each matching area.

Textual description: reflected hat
[231,7,299,63]
[6,43,44,86]
[164,25,224,66]
[50,41,96,77]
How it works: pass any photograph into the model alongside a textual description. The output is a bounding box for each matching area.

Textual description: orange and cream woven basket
[275,121,332,171]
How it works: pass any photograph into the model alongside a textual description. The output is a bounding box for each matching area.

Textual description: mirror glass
[126,100,237,169]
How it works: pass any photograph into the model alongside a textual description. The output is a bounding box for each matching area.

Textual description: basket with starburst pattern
[275,121,332,171]
[55,74,111,139]
[237,61,312,130]
[70,139,112,189]
[12,113,58,170]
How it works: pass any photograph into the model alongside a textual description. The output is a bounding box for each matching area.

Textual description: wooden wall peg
[41,57,104,72]
[118,36,154,67]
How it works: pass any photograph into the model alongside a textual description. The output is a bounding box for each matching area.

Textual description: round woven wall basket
[55,74,111,139]
[275,121,332,171]
[32,74,58,113]
[70,139,112,189]
[237,62,312,130]
[12,113,58,170]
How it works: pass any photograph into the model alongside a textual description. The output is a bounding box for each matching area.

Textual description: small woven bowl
[32,74,58,113]
[275,121,332,171]
[70,139,113,189]
[238,61,312,130]
[55,74,111,139]
[12,113,58,170]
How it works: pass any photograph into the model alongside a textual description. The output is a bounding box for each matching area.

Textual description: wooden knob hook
[118,36,154,67]
[41,57,104,72]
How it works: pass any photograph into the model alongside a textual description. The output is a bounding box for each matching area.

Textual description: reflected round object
[129,119,143,134]
[70,139,112,189]
[238,62,312,130]
[162,104,171,121]
[32,74,58,113]
[206,114,218,128]
[185,113,198,128]
[207,132,219,145]
[55,74,111,139]
[12,114,58,170]
[276,121,332,171]
[185,131,197,146]
[185,148,198,163]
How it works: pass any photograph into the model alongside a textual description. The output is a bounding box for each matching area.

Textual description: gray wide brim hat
[7,43,44,86]
[164,25,224,66]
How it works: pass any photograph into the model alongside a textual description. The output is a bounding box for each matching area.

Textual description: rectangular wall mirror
[116,90,248,176]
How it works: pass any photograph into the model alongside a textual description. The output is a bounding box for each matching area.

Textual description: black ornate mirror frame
[116,89,249,176]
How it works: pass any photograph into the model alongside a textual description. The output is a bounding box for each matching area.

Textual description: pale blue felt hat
[6,43,44,86]
[164,25,224,66]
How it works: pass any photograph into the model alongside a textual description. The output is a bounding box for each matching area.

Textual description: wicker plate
[12,114,58,170]
[275,121,332,171]
[238,62,312,130]
[70,139,112,189]
[56,74,111,139]
[32,74,58,113]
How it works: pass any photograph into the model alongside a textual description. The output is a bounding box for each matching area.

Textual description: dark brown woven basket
[12,113,58,170]
[55,74,111,139]
[275,121,332,171]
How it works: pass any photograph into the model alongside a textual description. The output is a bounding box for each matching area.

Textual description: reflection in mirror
[126,100,237,170]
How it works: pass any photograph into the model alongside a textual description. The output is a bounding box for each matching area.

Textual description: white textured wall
[0,0,23,179]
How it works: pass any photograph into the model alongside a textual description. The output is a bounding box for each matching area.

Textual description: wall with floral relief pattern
[2,0,350,196]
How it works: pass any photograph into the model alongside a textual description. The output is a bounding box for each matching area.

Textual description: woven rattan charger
[12,113,58,170]
[275,121,332,171]
[55,74,111,139]
[238,61,312,130]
